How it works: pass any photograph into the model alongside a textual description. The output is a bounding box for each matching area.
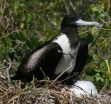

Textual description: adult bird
[11,15,101,85]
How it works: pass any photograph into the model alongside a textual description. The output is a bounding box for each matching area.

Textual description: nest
[0,78,111,104]
[0,60,111,104]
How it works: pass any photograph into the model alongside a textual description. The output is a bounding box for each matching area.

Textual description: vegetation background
[0,0,111,94]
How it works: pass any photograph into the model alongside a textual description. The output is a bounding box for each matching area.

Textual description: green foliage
[0,0,111,92]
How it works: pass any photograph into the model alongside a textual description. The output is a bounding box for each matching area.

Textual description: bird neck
[61,27,80,48]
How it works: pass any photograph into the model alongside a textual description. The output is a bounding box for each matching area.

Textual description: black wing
[11,42,63,82]
[73,38,88,74]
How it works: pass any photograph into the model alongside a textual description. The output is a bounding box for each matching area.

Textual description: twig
[105,59,111,76]
[97,6,111,22]
[45,14,56,30]
[6,59,12,86]
[69,0,76,13]
[35,65,73,104]
[79,28,111,35]
[40,67,47,80]
[59,72,78,84]
[7,95,20,104]
[62,0,70,14]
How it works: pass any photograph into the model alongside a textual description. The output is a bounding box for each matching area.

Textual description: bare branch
[6,58,12,86]
[62,0,70,15]
[35,65,73,104]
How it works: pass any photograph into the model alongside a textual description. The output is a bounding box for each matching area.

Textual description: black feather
[12,15,88,85]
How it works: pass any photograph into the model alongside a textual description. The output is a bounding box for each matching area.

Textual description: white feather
[53,33,71,53]
[69,80,98,98]
[53,33,80,75]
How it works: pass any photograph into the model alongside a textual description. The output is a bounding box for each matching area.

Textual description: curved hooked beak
[75,19,102,28]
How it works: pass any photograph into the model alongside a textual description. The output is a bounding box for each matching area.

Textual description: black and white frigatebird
[11,15,101,85]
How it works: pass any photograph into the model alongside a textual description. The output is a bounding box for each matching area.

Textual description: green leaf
[85,68,97,76]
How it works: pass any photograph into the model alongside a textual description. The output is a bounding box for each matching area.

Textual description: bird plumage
[69,80,98,97]
[11,15,101,85]
[12,42,63,82]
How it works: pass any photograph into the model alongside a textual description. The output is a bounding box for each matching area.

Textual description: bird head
[61,15,102,30]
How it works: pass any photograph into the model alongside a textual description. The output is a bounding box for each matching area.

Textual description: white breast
[53,33,80,75]
[53,33,71,54]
